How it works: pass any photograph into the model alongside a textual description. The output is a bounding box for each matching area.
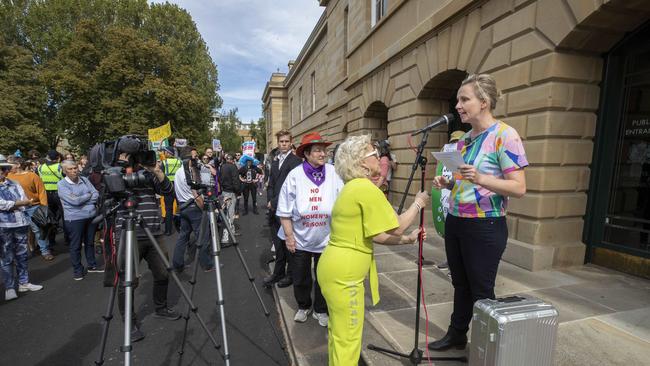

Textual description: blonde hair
[335,134,372,183]
[461,74,499,111]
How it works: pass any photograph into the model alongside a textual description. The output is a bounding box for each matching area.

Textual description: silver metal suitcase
[469,295,559,366]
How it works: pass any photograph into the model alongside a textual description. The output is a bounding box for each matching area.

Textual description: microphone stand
[367,128,467,364]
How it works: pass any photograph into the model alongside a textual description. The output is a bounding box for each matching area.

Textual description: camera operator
[172,156,215,273]
[108,151,181,342]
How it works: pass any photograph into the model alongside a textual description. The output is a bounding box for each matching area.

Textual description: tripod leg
[136,218,224,359]
[207,203,231,366]
[218,208,287,355]
[178,210,209,356]
[122,218,136,366]
[94,283,118,365]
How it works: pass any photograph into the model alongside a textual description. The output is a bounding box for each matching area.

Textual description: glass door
[585,23,650,279]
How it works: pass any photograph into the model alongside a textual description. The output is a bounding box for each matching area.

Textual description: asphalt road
[0,200,287,366]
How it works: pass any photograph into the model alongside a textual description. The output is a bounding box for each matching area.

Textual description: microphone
[411,113,455,136]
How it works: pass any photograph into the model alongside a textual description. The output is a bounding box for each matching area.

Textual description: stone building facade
[262,0,650,277]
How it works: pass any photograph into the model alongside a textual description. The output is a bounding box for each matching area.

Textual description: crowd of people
[0,73,528,365]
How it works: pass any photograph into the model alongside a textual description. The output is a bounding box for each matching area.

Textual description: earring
[364,167,370,176]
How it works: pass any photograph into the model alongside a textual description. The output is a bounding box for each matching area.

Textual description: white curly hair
[334,134,372,183]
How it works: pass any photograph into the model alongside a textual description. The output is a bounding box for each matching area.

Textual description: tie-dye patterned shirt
[448,121,528,218]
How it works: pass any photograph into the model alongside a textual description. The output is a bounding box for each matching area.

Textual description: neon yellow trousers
[317,245,371,366]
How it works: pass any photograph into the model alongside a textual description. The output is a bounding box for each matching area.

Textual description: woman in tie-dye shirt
[428,74,528,352]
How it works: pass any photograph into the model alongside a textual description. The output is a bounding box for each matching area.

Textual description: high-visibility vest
[163,158,181,182]
[38,163,63,191]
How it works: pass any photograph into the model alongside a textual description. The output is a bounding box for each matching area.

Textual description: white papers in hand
[431,151,465,172]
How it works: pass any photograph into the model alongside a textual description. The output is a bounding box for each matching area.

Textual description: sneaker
[87,267,105,273]
[437,261,449,269]
[153,308,181,321]
[221,229,229,243]
[42,254,55,261]
[18,283,43,292]
[131,327,145,342]
[294,308,312,323]
[5,289,17,301]
[73,274,84,281]
[312,312,329,327]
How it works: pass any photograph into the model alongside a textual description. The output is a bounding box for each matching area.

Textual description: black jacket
[219,162,240,193]
[267,153,302,210]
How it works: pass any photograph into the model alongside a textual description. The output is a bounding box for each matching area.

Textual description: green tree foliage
[0,38,49,152]
[214,108,243,154]
[0,0,220,152]
[249,117,267,153]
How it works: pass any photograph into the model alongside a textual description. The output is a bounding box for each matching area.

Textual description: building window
[371,0,387,27]
[299,87,303,120]
[311,72,316,113]
[290,97,293,126]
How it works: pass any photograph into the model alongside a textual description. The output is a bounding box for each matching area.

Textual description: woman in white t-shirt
[276,132,344,327]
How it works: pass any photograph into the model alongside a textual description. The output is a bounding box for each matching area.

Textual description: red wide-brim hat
[295,132,332,158]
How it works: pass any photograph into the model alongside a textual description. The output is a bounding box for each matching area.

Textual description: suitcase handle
[497,296,526,303]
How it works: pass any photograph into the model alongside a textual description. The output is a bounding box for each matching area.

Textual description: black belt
[179,201,198,211]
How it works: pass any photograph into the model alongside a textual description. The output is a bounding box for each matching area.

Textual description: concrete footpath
[271,229,650,366]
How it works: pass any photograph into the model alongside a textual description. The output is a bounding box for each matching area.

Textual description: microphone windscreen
[118,137,141,154]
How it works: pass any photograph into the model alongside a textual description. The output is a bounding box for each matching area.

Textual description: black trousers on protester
[163,193,176,234]
[445,214,507,333]
[270,216,292,279]
[291,249,327,314]
[242,183,257,211]
[46,191,62,245]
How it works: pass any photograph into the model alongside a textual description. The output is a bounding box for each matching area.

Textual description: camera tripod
[176,188,286,366]
[94,195,222,366]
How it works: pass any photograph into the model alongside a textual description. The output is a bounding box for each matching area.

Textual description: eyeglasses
[363,149,379,159]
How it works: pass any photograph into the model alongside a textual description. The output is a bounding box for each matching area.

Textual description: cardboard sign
[150,138,169,151]
[212,139,222,152]
[242,141,256,157]
[174,138,187,147]
[148,122,172,142]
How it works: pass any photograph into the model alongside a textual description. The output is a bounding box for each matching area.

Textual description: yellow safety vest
[163,158,181,182]
[38,163,63,191]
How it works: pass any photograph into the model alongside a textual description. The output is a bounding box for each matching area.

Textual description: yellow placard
[148,122,172,142]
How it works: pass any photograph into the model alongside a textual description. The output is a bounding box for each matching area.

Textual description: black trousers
[163,193,176,234]
[116,236,170,323]
[270,216,292,278]
[242,183,257,210]
[291,249,327,314]
[445,215,507,333]
[46,191,62,245]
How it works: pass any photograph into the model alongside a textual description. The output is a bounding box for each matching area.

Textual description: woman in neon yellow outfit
[317,134,430,365]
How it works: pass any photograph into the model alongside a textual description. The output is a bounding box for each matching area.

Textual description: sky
[162,0,324,124]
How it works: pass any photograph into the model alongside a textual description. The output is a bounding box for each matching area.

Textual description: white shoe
[312,312,329,327]
[294,308,312,323]
[221,229,229,243]
[18,283,43,292]
[5,289,17,300]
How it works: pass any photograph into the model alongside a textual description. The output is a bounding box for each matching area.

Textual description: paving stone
[496,261,585,290]
[559,281,650,312]
[526,287,614,323]
[385,269,454,305]
[555,319,650,366]
[596,307,650,343]
[366,275,416,313]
